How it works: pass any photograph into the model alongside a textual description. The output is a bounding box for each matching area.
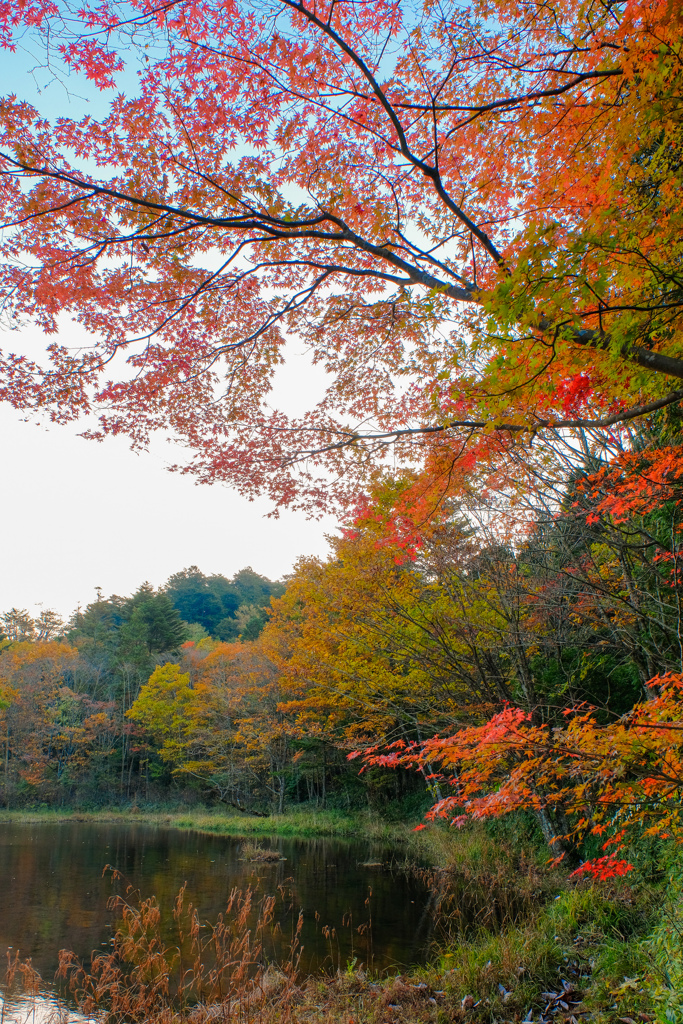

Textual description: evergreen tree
[165,567,238,633]
[119,585,188,659]
[164,566,284,640]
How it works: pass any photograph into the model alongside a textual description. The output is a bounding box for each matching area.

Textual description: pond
[0,820,434,1009]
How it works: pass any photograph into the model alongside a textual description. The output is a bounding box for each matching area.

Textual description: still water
[0,821,433,998]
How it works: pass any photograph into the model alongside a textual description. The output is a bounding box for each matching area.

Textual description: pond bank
[244,878,660,1023]
[0,805,417,843]
[3,870,664,1024]
[0,809,672,1020]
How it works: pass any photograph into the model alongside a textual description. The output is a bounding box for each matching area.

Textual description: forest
[0,566,287,806]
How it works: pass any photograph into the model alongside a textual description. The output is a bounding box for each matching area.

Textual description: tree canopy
[1,0,682,512]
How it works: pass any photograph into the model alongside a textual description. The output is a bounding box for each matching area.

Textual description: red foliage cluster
[570,856,634,882]
[356,674,683,859]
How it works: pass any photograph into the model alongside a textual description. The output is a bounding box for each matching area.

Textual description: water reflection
[0,991,85,1024]
[0,821,432,990]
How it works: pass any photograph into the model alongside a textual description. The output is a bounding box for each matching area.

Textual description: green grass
[172,806,413,840]
[415,879,660,1022]
[0,804,419,843]
[302,881,652,1024]
[0,804,545,864]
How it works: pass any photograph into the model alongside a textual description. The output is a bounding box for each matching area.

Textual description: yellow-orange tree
[259,507,559,808]
[128,640,293,812]
[263,520,510,751]
[0,641,117,800]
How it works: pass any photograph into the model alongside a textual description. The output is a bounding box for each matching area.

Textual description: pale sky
[0,38,337,620]
[0,402,335,618]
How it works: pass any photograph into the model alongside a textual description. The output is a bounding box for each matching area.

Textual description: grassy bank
[0,804,422,843]
[262,878,662,1024]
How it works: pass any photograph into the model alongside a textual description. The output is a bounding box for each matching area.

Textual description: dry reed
[52,870,303,1024]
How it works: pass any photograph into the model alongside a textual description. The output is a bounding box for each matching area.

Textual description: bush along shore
[2,809,681,1023]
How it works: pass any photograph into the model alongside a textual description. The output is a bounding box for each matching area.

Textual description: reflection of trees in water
[0,823,431,987]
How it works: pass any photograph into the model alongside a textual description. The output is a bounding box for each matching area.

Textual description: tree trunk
[536,807,578,865]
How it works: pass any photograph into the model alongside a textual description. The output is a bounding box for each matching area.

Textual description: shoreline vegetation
[1,806,676,1022]
[0,805,419,842]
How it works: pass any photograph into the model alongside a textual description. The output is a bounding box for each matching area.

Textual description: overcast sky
[0,403,335,618]
[0,38,336,619]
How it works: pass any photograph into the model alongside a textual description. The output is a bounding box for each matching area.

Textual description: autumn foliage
[0,640,117,793]
[359,673,683,864]
[1,0,683,512]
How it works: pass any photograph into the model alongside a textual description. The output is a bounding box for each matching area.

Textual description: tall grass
[54,873,303,1024]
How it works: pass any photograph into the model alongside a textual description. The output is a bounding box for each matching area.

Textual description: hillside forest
[2,412,683,878]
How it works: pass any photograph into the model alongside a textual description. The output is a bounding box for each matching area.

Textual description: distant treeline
[0,567,303,809]
[0,565,284,648]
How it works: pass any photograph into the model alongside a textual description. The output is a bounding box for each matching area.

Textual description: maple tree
[360,670,683,868]
[1,0,683,513]
[337,423,683,862]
